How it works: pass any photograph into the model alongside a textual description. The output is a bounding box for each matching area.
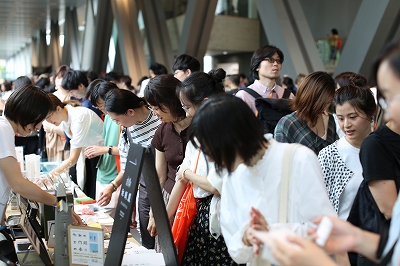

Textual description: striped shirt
[118,111,161,173]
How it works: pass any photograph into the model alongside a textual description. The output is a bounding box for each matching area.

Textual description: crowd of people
[1,39,400,266]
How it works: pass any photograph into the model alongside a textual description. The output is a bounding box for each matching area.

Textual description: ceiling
[0,0,85,60]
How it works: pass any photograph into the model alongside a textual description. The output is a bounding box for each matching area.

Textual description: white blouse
[220,135,336,264]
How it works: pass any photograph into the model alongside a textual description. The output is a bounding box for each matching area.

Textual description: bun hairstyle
[347,74,368,88]
[178,68,226,107]
[334,73,376,118]
[208,68,226,84]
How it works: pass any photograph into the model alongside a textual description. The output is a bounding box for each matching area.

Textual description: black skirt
[181,195,238,266]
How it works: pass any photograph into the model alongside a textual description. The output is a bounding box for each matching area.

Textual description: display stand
[104,143,178,266]
[53,184,73,266]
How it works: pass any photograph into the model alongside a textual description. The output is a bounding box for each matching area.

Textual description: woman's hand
[84,145,107,159]
[176,166,191,182]
[242,207,270,255]
[250,207,269,231]
[272,235,337,266]
[97,185,114,207]
[244,226,263,255]
[309,216,359,255]
[147,211,158,237]
[71,210,85,225]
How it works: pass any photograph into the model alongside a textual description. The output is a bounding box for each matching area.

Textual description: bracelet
[110,181,117,192]
[182,168,190,179]
[108,146,113,155]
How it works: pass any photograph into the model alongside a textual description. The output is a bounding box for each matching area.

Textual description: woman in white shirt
[0,85,82,225]
[188,93,336,265]
[318,74,376,220]
[45,94,103,199]
[165,69,235,265]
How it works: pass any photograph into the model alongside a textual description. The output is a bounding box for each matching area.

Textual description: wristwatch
[110,180,117,192]
[108,146,113,155]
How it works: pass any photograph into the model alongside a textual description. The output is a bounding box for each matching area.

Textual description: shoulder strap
[0,253,15,266]
[126,127,134,145]
[279,143,302,223]
[240,87,262,99]
[282,89,291,99]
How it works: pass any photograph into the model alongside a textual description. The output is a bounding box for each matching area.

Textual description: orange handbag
[171,150,201,262]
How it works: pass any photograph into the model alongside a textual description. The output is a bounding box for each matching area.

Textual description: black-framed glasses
[264,57,282,64]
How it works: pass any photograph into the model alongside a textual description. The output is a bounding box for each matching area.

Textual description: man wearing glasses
[235,44,294,114]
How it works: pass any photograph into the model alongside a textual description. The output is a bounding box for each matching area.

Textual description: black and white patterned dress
[181,195,238,266]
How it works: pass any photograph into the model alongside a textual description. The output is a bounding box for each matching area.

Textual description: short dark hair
[104,88,146,114]
[62,70,89,91]
[35,77,50,89]
[250,44,284,80]
[172,54,201,73]
[144,74,185,118]
[149,63,168,75]
[103,71,119,82]
[85,71,99,82]
[226,74,240,86]
[282,76,295,91]
[331,28,338,35]
[13,76,32,90]
[334,75,376,119]
[290,71,335,127]
[178,68,226,107]
[4,85,51,129]
[86,79,118,106]
[188,94,265,174]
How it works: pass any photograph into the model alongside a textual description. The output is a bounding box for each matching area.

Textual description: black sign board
[141,148,178,265]
[104,143,178,266]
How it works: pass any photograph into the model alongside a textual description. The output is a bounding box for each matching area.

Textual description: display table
[4,187,152,266]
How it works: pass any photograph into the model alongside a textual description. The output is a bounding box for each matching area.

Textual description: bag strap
[126,127,134,145]
[242,87,291,99]
[378,240,398,266]
[193,150,201,174]
[278,144,301,223]
[282,88,291,99]
[0,253,15,266]
[241,87,262,99]
[0,230,13,242]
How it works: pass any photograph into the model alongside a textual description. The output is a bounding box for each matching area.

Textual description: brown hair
[48,94,81,113]
[54,65,71,79]
[290,71,335,127]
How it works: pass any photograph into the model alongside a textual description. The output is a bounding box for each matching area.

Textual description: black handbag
[0,229,18,265]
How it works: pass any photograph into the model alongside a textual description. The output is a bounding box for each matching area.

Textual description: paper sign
[68,225,104,266]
